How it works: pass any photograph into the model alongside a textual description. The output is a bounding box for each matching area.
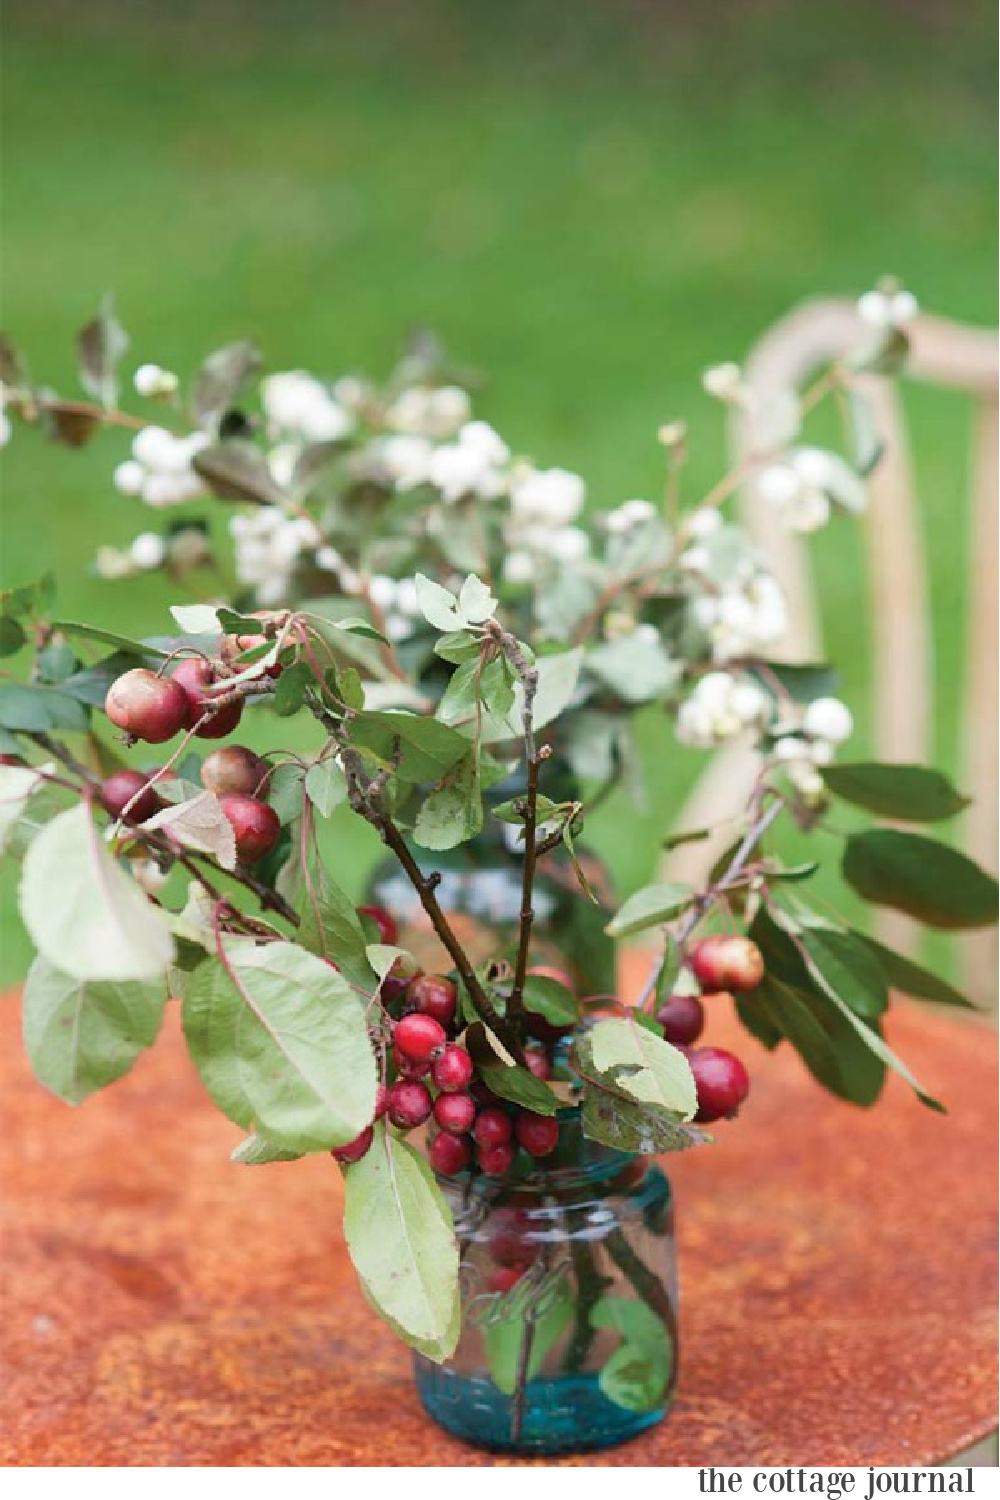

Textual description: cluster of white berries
[602,497,658,535]
[229,508,323,605]
[114,425,209,508]
[385,384,471,439]
[857,284,919,330]
[93,526,210,581]
[134,363,179,399]
[261,371,354,445]
[675,670,769,749]
[684,560,789,665]
[771,697,854,800]
[425,420,510,503]
[504,468,590,583]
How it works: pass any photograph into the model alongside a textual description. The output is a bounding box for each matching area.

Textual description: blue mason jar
[413,1113,678,1455]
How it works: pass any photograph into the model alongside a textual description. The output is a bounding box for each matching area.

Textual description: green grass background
[1,0,996,985]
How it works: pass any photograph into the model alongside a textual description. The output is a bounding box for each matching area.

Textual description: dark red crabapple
[489,1208,536,1269]
[100,769,165,823]
[473,1107,513,1149]
[357,904,398,946]
[406,973,458,1030]
[432,1092,476,1136]
[523,1044,552,1081]
[381,956,422,1009]
[428,1132,472,1177]
[487,1266,525,1295]
[105,668,189,744]
[170,658,244,739]
[655,993,706,1048]
[330,1125,373,1164]
[688,1046,751,1123]
[393,1012,447,1066]
[431,1044,474,1094]
[514,1112,560,1158]
[218,793,281,865]
[392,1043,430,1081]
[477,1142,515,1177]
[200,745,268,798]
[386,1079,434,1130]
[690,935,765,994]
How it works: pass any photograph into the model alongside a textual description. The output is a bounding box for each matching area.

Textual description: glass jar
[413,1115,678,1455]
[365,764,617,997]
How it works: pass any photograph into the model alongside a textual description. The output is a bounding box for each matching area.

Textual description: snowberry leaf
[457,573,497,626]
[343,1124,460,1363]
[183,938,377,1150]
[191,340,263,429]
[586,634,681,704]
[415,574,462,632]
[77,296,128,408]
[605,882,694,938]
[192,442,285,506]
[842,829,998,929]
[821,763,971,822]
[21,955,166,1105]
[20,803,175,982]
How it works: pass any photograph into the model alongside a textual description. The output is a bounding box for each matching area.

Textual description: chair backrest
[666,298,998,1001]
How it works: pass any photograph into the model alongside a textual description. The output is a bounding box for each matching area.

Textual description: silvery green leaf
[478,648,584,742]
[169,603,224,635]
[192,441,286,506]
[586,634,681,704]
[457,573,497,626]
[20,803,175,982]
[415,574,462,631]
[183,938,377,1150]
[343,1124,460,1362]
[304,757,348,817]
[22,955,166,1105]
[191,340,263,429]
[77,295,128,408]
[141,790,237,870]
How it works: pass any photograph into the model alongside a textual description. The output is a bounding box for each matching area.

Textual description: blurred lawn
[1,0,996,984]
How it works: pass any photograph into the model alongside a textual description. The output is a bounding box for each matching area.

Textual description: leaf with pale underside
[20,803,175,982]
[22,955,166,1104]
[141,790,237,869]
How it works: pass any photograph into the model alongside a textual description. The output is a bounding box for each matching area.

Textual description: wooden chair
[665,298,998,1002]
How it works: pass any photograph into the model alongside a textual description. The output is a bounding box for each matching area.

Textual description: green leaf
[436,658,482,726]
[0,682,90,734]
[230,1132,303,1165]
[812,981,944,1113]
[842,829,998,929]
[264,762,306,825]
[799,928,889,1019]
[457,573,498,626]
[605,882,694,938]
[183,938,377,1150]
[191,340,263,428]
[349,711,470,783]
[434,630,480,665]
[20,803,175,982]
[478,649,584,744]
[586,1017,698,1120]
[0,615,27,656]
[296,856,377,991]
[415,574,462,631]
[22,955,166,1105]
[0,763,49,853]
[591,1295,673,1413]
[77,295,128,408]
[412,755,483,851]
[273,661,312,717]
[586,633,681,704]
[482,1269,574,1395]
[854,934,975,1010]
[50,620,170,658]
[343,1124,460,1362]
[822,763,971,822]
[580,1087,708,1154]
[755,662,840,703]
[520,974,580,1029]
[304,757,348,817]
[477,1060,561,1116]
[141,790,237,869]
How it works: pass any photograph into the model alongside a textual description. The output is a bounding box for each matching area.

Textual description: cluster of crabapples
[331,955,565,1177]
[101,620,283,864]
[655,934,761,1123]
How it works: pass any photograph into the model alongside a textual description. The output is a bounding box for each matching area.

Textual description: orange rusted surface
[1,957,997,1466]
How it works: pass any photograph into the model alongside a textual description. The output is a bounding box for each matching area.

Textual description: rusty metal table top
[1,958,996,1467]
